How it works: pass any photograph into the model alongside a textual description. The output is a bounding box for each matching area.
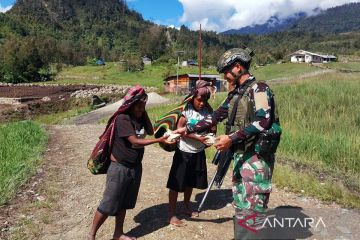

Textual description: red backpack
[87,85,148,175]
[87,117,117,175]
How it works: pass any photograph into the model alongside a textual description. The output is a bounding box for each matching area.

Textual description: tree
[0,36,51,83]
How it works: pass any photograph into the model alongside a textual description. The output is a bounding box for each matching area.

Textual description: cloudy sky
[1,0,360,31]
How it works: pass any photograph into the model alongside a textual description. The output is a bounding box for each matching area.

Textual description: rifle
[197,149,232,212]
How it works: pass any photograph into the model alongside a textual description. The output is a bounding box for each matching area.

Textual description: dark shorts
[97,161,142,216]
[167,148,208,192]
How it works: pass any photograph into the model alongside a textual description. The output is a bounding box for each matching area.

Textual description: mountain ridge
[222,3,360,35]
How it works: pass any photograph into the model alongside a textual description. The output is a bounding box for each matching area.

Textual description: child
[88,85,172,240]
[167,80,215,226]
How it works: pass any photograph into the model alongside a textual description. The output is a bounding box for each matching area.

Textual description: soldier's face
[224,63,243,92]
[224,64,240,91]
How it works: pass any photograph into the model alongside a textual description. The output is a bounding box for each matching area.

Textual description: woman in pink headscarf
[88,85,172,240]
[167,80,216,226]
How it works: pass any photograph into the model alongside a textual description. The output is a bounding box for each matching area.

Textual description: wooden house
[164,74,226,93]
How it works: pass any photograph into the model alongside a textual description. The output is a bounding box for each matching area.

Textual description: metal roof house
[290,50,337,63]
[164,74,226,93]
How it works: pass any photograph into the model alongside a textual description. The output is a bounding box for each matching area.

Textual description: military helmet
[216,47,254,73]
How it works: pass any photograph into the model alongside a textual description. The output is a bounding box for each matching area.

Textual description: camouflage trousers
[232,152,274,213]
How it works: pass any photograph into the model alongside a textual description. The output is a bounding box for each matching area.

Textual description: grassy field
[49,62,320,91]
[49,64,210,89]
[0,121,47,206]
[34,106,91,125]
[253,63,320,80]
[326,62,360,71]
[147,72,360,208]
[272,72,360,199]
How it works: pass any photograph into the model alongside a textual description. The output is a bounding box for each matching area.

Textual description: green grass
[252,63,320,80]
[0,121,47,206]
[272,72,360,193]
[46,62,322,90]
[273,164,360,208]
[47,63,213,90]
[326,62,360,71]
[34,105,91,125]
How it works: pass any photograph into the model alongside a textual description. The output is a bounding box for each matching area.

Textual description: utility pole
[199,24,202,81]
[176,50,184,95]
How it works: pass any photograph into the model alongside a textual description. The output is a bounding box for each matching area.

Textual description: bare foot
[183,208,199,217]
[115,235,136,240]
[86,233,95,240]
[169,216,184,226]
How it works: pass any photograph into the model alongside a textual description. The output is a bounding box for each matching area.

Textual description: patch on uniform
[254,92,269,111]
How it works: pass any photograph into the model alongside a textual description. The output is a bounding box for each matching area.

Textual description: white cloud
[178,0,360,32]
[168,25,181,30]
[0,4,12,13]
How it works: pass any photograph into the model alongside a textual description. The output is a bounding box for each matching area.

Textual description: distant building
[142,56,152,65]
[187,60,198,66]
[180,60,198,67]
[290,50,337,63]
[95,58,105,65]
[164,74,226,93]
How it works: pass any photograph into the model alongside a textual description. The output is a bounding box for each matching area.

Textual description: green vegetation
[327,62,360,72]
[46,62,320,91]
[0,121,47,206]
[273,164,360,208]
[253,63,320,80]
[293,3,360,34]
[34,106,91,125]
[1,1,360,83]
[273,72,360,192]
[51,64,214,89]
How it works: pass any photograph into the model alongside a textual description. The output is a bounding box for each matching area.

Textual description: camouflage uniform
[186,76,276,214]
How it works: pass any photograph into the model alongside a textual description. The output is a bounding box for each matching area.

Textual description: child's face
[130,101,146,119]
[193,95,207,111]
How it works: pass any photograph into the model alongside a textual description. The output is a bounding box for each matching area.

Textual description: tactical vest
[227,80,258,154]
[227,80,281,155]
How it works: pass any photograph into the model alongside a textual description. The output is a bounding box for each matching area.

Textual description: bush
[0,36,53,83]
[0,121,47,205]
[123,55,144,72]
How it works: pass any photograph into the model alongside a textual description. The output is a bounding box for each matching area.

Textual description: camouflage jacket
[186,76,274,146]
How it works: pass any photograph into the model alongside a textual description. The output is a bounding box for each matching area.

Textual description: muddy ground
[0,85,97,122]
[0,85,95,99]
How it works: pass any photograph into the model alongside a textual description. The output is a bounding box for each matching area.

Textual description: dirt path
[2,123,359,240]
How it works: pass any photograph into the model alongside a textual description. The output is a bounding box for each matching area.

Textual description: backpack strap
[225,78,255,135]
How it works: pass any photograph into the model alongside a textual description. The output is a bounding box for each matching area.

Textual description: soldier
[175,47,278,221]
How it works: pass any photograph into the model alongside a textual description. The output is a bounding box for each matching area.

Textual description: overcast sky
[1,0,360,32]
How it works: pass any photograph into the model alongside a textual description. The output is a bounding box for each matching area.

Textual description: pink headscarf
[195,80,211,99]
[105,85,147,129]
